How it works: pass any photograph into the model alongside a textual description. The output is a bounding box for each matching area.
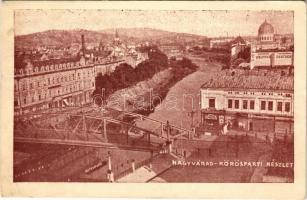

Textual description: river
[136,55,222,132]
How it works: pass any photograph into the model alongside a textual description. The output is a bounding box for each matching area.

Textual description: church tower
[113,29,121,46]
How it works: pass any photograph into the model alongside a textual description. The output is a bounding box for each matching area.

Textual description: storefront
[200,109,225,135]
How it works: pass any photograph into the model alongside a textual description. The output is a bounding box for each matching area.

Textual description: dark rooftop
[201,70,293,91]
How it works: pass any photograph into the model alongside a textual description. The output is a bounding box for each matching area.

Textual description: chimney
[81,35,85,55]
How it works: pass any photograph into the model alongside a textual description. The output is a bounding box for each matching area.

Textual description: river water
[136,56,222,132]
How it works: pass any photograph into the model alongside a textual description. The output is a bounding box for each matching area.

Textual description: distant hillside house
[250,20,294,69]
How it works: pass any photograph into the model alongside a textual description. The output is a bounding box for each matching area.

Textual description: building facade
[209,37,234,50]
[14,34,149,116]
[250,20,294,69]
[200,70,293,135]
[14,56,96,115]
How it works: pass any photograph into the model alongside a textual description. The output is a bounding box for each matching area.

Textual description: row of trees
[94,47,198,102]
[94,46,169,97]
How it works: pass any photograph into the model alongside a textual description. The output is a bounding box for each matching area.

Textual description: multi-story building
[230,36,248,60]
[200,70,293,135]
[14,34,149,116]
[14,55,96,115]
[250,20,294,69]
[209,37,234,50]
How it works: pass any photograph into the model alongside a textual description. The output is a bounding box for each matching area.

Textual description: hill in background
[15,28,209,49]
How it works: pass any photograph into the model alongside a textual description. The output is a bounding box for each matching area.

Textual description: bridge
[14,107,196,182]
[14,106,195,152]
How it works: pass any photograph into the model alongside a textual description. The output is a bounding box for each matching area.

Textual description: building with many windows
[200,70,293,135]
[14,34,149,116]
[250,20,294,69]
[14,55,96,115]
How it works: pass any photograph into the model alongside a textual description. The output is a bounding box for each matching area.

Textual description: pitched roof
[230,36,246,45]
[201,70,293,91]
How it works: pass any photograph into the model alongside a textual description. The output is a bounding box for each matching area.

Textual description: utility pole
[188,109,196,128]
[166,120,172,154]
[101,88,105,107]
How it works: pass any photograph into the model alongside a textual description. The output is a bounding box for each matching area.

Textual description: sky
[15,10,293,37]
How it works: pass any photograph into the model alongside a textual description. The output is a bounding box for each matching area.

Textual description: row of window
[227,99,255,110]
[276,55,292,59]
[256,55,269,59]
[17,81,94,106]
[260,36,273,41]
[255,55,292,60]
[228,91,256,95]
[15,91,91,107]
[17,70,94,91]
[16,59,91,75]
[227,91,291,97]
[260,100,291,112]
[207,98,291,113]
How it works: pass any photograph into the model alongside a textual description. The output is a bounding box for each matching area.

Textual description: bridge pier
[107,151,114,182]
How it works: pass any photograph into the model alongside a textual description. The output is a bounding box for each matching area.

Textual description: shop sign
[205,114,217,120]
[219,115,225,125]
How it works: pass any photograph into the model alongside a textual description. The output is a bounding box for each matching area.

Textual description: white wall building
[250,20,294,69]
[200,70,293,134]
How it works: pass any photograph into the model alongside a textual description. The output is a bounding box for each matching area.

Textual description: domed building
[258,20,274,42]
[250,20,293,69]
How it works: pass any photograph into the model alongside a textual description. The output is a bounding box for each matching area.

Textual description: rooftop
[201,69,293,91]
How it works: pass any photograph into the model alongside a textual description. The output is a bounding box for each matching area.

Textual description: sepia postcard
[0,1,306,198]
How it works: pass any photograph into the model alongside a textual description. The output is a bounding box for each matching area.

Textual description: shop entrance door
[249,122,253,131]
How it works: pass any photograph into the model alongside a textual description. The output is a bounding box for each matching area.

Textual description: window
[261,101,266,110]
[38,95,41,101]
[209,98,215,108]
[243,100,248,109]
[285,102,290,112]
[228,100,233,109]
[14,100,19,106]
[250,100,255,110]
[268,101,273,111]
[234,100,239,109]
[23,98,26,104]
[277,102,283,111]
